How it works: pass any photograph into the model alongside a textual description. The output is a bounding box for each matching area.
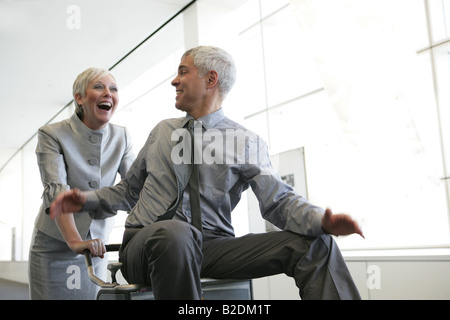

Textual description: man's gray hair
[182,46,237,99]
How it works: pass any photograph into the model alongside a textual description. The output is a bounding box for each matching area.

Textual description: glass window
[260,0,290,18]
[428,0,450,42]
[234,24,267,117]
[432,43,450,173]
[0,152,22,260]
[21,136,41,259]
[240,0,450,249]
[261,5,323,107]
[267,90,339,155]
[234,0,261,32]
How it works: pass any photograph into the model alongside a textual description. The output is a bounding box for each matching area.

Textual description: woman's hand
[68,238,106,258]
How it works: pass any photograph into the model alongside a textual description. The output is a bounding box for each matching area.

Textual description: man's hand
[49,188,86,220]
[321,208,364,238]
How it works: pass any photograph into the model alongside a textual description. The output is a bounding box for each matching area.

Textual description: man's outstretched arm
[49,188,86,220]
[321,208,365,238]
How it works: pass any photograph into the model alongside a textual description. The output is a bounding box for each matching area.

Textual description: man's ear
[207,70,219,89]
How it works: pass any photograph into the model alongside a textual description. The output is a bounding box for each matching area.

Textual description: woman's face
[75,74,119,130]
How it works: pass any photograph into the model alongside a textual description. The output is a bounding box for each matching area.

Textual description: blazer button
[88,159,99,166]
[90,135,100,144]
[89,180,99,188]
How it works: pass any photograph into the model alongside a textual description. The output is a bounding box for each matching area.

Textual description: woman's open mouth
[97,102,112,111]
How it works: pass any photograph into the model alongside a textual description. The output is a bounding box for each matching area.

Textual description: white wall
[345,251,450,300]
[0,261,28,284]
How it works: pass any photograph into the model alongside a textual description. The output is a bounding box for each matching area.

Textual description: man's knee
[143,220,202,260]
[301,233,336,262]
[314,233,333,248]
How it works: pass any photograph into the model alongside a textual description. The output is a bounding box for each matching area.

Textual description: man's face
[171,55,208,114]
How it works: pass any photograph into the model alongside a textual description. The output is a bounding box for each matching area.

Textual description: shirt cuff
[82,191,100,212]
[310,208,325,236]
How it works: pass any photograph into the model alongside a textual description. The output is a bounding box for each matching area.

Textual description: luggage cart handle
[83,245,121,288]
[105,244,120,252]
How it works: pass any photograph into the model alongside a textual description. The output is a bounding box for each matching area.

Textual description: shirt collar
[182,108,225,130]
[69,112,109,142]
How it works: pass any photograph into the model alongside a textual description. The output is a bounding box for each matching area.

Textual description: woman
[28,67,135,299]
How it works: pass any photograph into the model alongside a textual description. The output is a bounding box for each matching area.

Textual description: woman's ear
[74,92,84,106]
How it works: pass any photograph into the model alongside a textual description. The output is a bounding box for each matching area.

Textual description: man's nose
[171,76,179,86]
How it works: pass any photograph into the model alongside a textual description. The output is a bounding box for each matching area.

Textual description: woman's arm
[55,212,106,258]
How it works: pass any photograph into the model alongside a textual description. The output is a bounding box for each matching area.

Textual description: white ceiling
[0,0,194,169]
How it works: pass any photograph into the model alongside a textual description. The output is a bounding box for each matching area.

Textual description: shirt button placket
[88,135,100,190]
[88,159,99,166]
[90,135,100,144]
[89,180,99,189]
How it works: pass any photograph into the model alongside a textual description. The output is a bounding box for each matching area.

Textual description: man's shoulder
[147,117,185,142]
[218,116,261,139]
[152,117,184,132]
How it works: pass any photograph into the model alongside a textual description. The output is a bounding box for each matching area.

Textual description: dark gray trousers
[119,220,361,300]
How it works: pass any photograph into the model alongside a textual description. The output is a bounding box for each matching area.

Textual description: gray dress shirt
[34,112,135,242]
[84,108,325,237]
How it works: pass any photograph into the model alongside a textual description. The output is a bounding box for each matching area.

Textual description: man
[50,46,364,300]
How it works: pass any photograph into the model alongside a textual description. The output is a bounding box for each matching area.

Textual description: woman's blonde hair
[72,67,116,118]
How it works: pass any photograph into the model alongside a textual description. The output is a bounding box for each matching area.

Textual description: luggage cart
[84,244,253,300]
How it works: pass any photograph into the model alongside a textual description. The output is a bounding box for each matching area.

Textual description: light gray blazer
[33,112,135,242]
